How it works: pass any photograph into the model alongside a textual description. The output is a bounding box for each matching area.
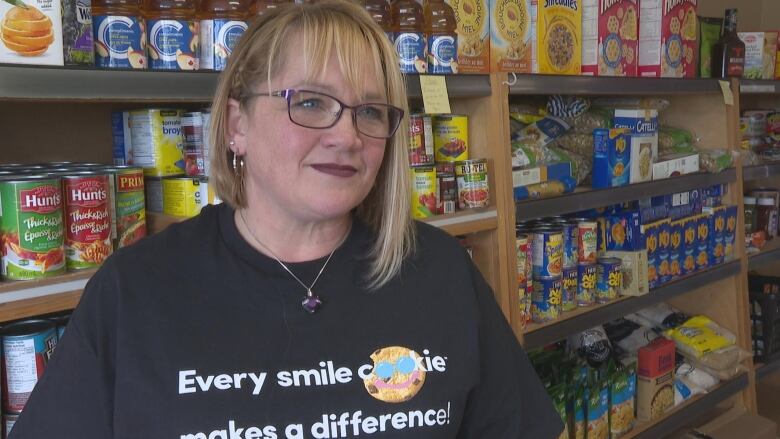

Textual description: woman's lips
[311,163,358,177]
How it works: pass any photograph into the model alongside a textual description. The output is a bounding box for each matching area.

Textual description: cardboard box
[724,205,737,260]
[0,0,64,66]
[511,162,571,187]
[592,128,631,188]
[129,109,185,177]
[637,337,675,422]
[681,215,697,275]
[582,0,639,76]
[695,213,710,271]
[603,249,649,296]
[614,109,659,183]
[669,218,684,279]
[448,0,491,73]
[739,32,778,80]
[490,0,536,73]
[652,153,699,180]
[62,0,93,66]
[605,210,643,251]
[537,0,581,75]
[638,0,698,78]
[112,111,133,166]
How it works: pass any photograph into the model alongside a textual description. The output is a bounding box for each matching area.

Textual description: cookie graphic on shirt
[364,346,426,403]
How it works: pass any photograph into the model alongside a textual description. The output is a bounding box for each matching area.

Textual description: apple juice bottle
[199,0,248,71]
[145,0,199,70]
[92,0,146,68]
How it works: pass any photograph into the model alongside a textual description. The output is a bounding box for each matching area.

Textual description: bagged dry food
[587,381,610,439]
[570,326,613,368]
[609,365,637,437]
[513,177,577,201]
[698,17,723,78]
[551,384,570,439]
[573,386,586,439]
[629,303,689,330]
[547,95,591,120]
[590,98,671,111]
[510,116,572,167]
[658,126,698,155]
[549,133,593,158]
[664,316,735,359]
[680,346,750,380]
[700,150,735,173]
[571,107,614,134]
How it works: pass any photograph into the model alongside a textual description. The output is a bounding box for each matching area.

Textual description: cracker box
[0,0,64,65]
[724,205,738,261]
[592,127,631,188]
[695,213,710,271]
[614,109,659,184]
[642,220,661,289]
[582,0,639,76]
[490,0,536,73]
[652,153,699,180]
[605,210,642,251]
[637,337,675,422]
[738,32,778,80]
[638,0,698,78]
[604,249,649,296]
[537,0,581,75]
[658,219,671,284]
[669,219,684,280]
[449,0,491,73]
[681,215,697,276]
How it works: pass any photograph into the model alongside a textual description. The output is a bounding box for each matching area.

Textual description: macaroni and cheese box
[605,210,642,251]
[592,128,631,188]
[642,220,662,289]
[638,0,698,78]
[724,205,738,260]
[669,219,684,280]
[658,219,672,284]
[490,0,536,72]
[537,0,581,75]
[695,213,710,271]
[637,338,675,422]
[581,0,639,76]
[449,0,491,73]
[614,109,659,184]
[681,216,697,276]
[706,205,727,265]
[738,32,778,80]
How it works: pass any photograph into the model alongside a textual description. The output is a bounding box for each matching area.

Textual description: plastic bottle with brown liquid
[392,0,426,73]
[249,0,291,18]
[92,0,146,68]
[362,0,392,41]
[199,0,248,70]
[145,0,199,70]
[424,0,457,74]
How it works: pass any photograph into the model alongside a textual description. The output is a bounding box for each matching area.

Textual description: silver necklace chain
[238,209,351,312]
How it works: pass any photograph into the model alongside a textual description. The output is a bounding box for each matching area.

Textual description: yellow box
[448,0,491,73]
[129,109,185,177]
[537,0,581,75]
[490,0,536,73]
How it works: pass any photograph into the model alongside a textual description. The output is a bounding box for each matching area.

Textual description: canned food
[181,112,206,176]
[455,159,489,209]
[49,313,70,339]
[201,110,212,177]
[562,266,577,312]
[532,227,563,278]
[162,176,210,218]
[410,167,438,219]
[5,413,18,437]
[516,234,530,322]
[531,276,562,323]
[553,219,579,269]
[596,257,622,304]
[577,262,597,307]
[104,166,147,249]
[0,177,66,280]
[62,172,113,270]
[3,319,58,413]
[437,172,457,214]
[145,176,164,213]
[408,114,434,167]
[433,114,469,163]
[574,219,598,263]
[129,109,185,177]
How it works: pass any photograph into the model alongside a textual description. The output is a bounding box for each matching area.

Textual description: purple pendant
[301,291,322,314]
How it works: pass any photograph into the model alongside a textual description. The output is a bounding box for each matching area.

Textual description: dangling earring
[230,140,242,176]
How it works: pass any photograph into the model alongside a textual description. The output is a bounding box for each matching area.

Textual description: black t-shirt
[11,203,562,439]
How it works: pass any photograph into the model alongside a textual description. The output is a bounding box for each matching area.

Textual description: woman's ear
[226,98,248,156]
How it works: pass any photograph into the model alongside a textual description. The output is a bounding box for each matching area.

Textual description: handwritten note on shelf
[420,75,452,114]
[719,80,734,106]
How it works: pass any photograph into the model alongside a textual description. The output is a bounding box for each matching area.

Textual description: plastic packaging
[664,315,735,359]
[700,149,735,173]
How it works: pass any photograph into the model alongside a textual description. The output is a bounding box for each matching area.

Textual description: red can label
[409,114,434,167]
[64,175,112,270]
[3,328,57,413]
[577,221,598,263]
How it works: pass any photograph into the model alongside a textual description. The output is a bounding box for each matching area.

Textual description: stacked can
[596,257,623,304]
[514,227,533,326]
[530,225,563,323]
[552,218,578,312]
[573,218,598,307]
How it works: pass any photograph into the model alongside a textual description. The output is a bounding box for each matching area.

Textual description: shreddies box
[739,32,778,80]
[537,0,581,75]
[448,0,490,73]
[582,0,639,76]
[0,0,64,65]
[638,0,698,78]
[490,0,536,73]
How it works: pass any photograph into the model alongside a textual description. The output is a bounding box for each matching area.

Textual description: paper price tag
[718,80,734,106]
[420,75,452,114]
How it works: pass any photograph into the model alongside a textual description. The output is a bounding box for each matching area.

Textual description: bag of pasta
[550,384,570,439]
[609,364,636,438]
[699,149,735,173]
[510,116,571,167]
[549,133,594,158]
[573,385,586,439]
[658,127,698,155]
[664,316,735,359]
[587,380,610,439]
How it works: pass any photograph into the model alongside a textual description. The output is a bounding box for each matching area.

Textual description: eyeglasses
[245,89,404,139]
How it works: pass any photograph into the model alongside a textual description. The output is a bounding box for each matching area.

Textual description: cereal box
[490,0,536,72]
[658,219,671,284]
[604,249,649,296]
[724,205,737,260]
[642,220,661,289]
[605,210,642,251]
[695,213,710,271]
[0,0,64,65]
[592,128,631,188]
[582,0,638,76]
[537,0,581,75]
[738,32,778,80]
[681,215,696,276]
[669,219,683,280]
[449,0,491,73]
[614,109,659,184]
[638,0,698,78]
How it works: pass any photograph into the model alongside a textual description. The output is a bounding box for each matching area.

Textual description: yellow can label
[537,0,582,75]
[410,167,438,219]
[433,115,469,163]
[129,109,186,177]
[162,177,209,218]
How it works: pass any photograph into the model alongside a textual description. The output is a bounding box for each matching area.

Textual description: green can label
[112,169,147,248]
[0,180,66,280]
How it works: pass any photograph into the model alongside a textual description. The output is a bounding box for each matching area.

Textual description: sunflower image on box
[1,0,64,65]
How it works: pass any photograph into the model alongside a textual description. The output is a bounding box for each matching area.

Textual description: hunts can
[562,266,577,312]
[531,276,562,323]
[0,177,66,280]
[516,234,531,324]
[104,166,147,249]
[163,177,210,218]
[553,218,579,269]
[408,114,434,167]
[577,262,597,307]
[62,172,113,270]
[410,167,438,219]
[596,257,622,304]
[437,171,457,214]
[433,114,469,163]
[455,159,489,209]
[3,319,58,413]
[575,219,598,263]
[532,227,563,278]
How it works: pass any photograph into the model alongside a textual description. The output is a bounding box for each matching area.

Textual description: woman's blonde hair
[210,0,415,289]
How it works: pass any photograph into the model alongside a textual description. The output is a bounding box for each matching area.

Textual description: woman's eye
[296,98,324,110]
[358,106,384,120]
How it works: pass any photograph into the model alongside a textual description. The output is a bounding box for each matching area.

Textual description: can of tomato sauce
[455,159,489,209]
[61,172,113,270]
[573,218,598,264]
[408,114,434,167]
[532,226,563,278]
[437,171,457,214]
[3,319,57,413]
[181,112,206,176]
[433,114,469,163]
[410,167,438,219]
[0,176,66,280]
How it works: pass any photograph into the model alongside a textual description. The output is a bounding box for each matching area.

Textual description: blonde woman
[12,2,561,438]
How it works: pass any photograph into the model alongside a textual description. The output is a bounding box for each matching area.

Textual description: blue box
[592,128,632,188]
[605,210,643,251]
[111,111,131,166]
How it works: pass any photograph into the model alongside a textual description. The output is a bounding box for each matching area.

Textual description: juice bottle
[423,0,456,74]
[362,0,392,41]
[145,0,199,70]
[199,0,248,70]
[392,0,426,73]
[92,0,147,68]
[249,0,290,17]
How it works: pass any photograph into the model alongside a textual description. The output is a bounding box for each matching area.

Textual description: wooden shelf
[740,80,780,94]
[509,74,724,96]
[743,163,780,181]
[748,239,780,271]
[421,208,498,235]
[0,269,95,323]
